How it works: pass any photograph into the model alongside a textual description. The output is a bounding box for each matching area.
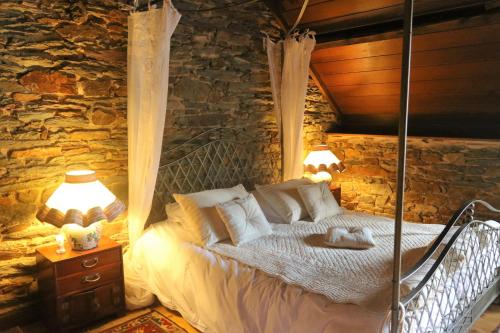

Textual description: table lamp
[304,145,346,184]
[37,170,125,252]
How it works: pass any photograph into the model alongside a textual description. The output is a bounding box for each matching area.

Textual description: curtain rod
[391,0,414,331]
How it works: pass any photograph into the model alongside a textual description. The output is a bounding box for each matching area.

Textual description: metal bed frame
[150,128,278,222]
[151,128,499,333]
[400,200,499,333]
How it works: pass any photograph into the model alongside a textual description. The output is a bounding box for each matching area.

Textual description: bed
[126,128,499,333]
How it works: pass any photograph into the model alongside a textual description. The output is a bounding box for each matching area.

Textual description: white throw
[325,226,375,249]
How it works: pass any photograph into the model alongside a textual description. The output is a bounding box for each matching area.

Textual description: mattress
[125,212,444,333]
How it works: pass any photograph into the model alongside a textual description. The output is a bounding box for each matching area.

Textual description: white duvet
[125,211,446,333]
[210,210,444,308]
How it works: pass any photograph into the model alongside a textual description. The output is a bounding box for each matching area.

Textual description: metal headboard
[149,128,279,222]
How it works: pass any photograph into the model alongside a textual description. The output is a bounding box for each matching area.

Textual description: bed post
[391,0,414,332]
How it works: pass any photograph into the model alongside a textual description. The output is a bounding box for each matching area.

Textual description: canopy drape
[266,32,316,181]
[125,1,181,309]
[127,2,180,246]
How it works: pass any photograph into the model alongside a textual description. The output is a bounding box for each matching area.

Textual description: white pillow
[165,202,184,223]
[297,181,342,222]
[173,184,249,246]
[255,178,312,224]
[216,194,272,246]
[251,190,283,223]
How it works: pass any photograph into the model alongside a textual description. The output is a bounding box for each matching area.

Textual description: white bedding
[210,210,444,309]
[127,220,389,333]
[126,210,446,333]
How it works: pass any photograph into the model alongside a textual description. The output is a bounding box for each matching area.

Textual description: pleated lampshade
[37,170,125,228]
[304,145,346,183]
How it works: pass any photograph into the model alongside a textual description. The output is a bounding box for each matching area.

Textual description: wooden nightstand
[36,236,125,332]
[330,186,341,206]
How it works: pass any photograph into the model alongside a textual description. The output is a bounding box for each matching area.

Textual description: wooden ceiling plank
[332,78,500,97]
[314,9,500,50]
[294,0,491,33]
[300,0,495,37]
[322,58,500,86]
[283,0,402,24]
[339,102,500,115]
[336,93,500,108]
[314,52,500,77]
[309,64,342,118]
[312,22,500,63]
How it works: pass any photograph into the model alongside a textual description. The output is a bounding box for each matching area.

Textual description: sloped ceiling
[266,0,500,139]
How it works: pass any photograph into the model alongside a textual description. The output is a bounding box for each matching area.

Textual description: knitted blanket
[210,210,444,310]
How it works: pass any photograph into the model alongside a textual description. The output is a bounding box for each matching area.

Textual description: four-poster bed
[124,128,499,333]
[124,1,499,333]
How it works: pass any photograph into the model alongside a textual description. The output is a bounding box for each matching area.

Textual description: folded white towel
[324,226,375,249]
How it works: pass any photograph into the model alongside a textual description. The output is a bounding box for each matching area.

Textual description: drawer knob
[81,257,99,268]
[81,273,101,284]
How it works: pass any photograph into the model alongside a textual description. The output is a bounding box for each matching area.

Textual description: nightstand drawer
[57,263,121,296]
[55,248,121,278]
[57,282,124,329]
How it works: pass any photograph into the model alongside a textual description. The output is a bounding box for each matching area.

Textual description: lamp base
[62,222,102,251]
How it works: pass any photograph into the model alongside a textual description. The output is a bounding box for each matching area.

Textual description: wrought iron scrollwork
[150,128,279,222]
[400,200,500,333]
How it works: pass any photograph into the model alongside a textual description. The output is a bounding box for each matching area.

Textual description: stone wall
[327,134,500,224]
[0,0,129,317]
[0,0,339,320]
[162,1,339,179]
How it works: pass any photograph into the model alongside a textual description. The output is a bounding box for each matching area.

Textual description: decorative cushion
[173,184,249,246]
[255,178,312,224]
[324,226,375,249]
[216,194,272,246]
[297,181,342,222]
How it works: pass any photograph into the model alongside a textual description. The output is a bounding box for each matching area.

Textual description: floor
[12,303,500,333]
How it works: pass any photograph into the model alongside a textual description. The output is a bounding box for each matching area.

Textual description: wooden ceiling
[266,0,500,139]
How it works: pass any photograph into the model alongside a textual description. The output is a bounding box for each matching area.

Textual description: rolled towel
[324,226,375,249]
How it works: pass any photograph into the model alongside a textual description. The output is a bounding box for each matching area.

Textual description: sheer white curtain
[266,32,316,180]
[127,2,180,246]
[125,1,181,309]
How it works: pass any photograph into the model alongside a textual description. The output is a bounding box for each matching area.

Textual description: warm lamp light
[304,145,345,183]
[37,170,125,251]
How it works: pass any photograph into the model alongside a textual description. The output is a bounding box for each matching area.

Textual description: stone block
[77,79,112,97]
[19,71,76,95]
[70,130,110,141]
[10,147,62,159]
[12,93,41,103]
[91,109,116,125]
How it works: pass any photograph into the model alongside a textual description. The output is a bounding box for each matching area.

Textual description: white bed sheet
[127,221,389,333]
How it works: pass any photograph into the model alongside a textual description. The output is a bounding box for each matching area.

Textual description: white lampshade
[37,170,125,228]
[304,145,345,184]
[304,148,341,168]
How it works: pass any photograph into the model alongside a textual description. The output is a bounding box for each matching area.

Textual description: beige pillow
[255,178,312,224]
[216,194,272,246]
[173,184,249,246]
[297,181,342,222]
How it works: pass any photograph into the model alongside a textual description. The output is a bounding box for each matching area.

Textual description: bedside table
[330,186,341,206]
[36,236,125,332]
